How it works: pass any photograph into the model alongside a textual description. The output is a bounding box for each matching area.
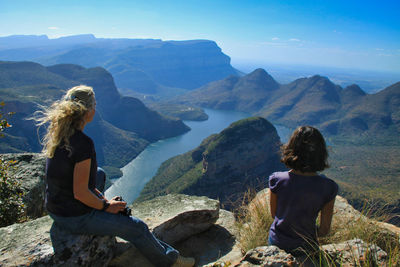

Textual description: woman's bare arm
[73,159,126,213]
[269,189,277,218]
[317,197,336,237]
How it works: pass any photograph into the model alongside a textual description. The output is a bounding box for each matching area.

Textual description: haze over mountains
[0,34,240,95]
[176,68,400,144]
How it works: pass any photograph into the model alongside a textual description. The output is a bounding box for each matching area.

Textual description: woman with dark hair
[35,85,194,267]
[268,126,338,256]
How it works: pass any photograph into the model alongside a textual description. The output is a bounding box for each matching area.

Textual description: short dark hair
[281,126,329,172]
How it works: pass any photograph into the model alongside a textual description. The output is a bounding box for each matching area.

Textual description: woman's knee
[129,216,150,232]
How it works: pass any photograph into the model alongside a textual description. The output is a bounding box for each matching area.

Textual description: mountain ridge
[175,68,400,143]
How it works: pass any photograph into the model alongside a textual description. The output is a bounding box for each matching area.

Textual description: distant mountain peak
[343,84,366,96]
[244,68,279,87]
[309,74,330,82]
[248,68,270,77]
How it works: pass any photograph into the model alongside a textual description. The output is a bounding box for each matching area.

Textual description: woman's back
[268,171,338,251]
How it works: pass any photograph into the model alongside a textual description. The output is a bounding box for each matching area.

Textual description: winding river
[105,109,291,203]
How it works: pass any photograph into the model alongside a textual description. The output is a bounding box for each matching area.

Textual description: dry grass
[235,189,274,253]
[235,190,400,266]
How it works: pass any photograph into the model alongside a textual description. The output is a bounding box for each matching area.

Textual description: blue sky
[1,0,399,72]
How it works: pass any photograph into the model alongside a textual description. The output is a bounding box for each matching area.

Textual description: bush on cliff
[0,105,25,227]
[0,157,25,227]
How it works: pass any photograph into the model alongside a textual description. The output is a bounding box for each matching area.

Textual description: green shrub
[0,101,24,227]
[0,157,25,227]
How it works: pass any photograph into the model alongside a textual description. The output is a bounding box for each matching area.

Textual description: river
[105,109,291,203]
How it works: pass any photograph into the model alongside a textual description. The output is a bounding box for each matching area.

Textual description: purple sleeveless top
[268,171,338,251]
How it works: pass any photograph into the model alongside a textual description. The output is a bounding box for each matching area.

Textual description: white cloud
[48,26,59,30]
[258,41,288,47]
[375,48,384,51]
[272,37,279,41]
[289,38,301,42]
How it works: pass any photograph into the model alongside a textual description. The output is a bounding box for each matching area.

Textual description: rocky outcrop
[1,153,46,219]
[1,189,399,266]
[138,117,284,209]
[196,117,283,208]
[0,194,222,267]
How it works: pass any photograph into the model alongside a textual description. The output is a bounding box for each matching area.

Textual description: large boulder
[132,194,220,244]
[175,209,243,266]
[1,153,46,219]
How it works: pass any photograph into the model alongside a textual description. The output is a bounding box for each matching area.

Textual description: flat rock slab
[131,194,220,244]
[0,215,115,266]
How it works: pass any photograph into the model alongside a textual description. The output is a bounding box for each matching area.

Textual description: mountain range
[175,68,400,144]
[0,61,189,173]
[0,34,240,95]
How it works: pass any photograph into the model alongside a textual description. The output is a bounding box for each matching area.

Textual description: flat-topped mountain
[0,61,189,169]
[137,117,284,208]
[0,35,240,94]
[176,69,400,144]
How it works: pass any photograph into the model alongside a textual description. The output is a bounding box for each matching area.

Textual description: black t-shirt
[45,130,97,217]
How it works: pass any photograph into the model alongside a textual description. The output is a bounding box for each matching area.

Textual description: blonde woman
[36,85,194,267]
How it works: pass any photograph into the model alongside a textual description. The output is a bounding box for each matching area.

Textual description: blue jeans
[49,168,179,267]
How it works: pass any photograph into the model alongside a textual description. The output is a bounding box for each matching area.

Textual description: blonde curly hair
[34,85,96,158]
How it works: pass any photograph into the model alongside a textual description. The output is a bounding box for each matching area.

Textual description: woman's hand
[105,198,127,214]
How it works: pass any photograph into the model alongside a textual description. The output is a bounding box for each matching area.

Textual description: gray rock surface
[132,194,220,244]
[176,209,242,266]
[1,153,46,219]
[322,239,387,266]
[234,246,299,267]
[233,239,387,267]
[0,215,115,266]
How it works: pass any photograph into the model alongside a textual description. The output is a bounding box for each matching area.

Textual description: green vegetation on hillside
[0,106,25,227]
[324,144,400,207]
[137,117,282,208]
